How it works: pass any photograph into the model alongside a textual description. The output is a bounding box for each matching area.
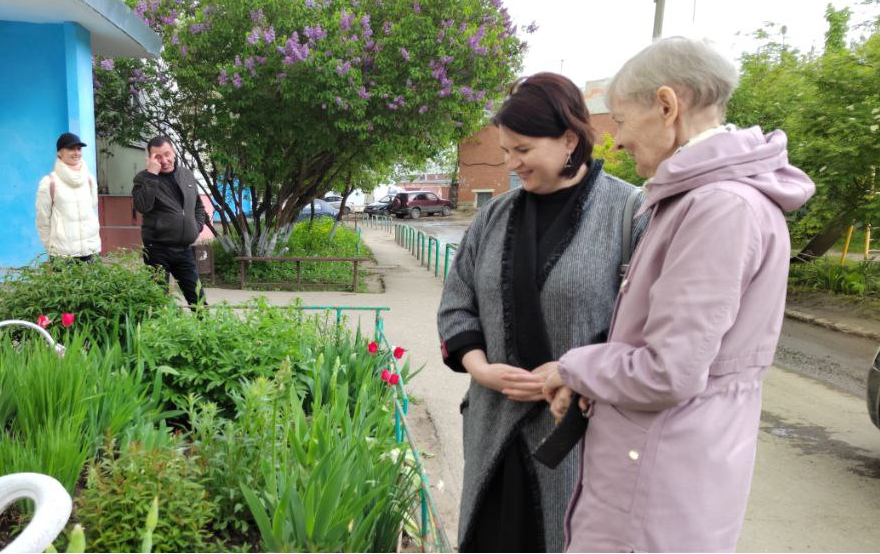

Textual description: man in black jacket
[132,136,208,307]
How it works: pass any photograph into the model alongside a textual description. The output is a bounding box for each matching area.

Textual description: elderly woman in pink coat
[541,37,816,552]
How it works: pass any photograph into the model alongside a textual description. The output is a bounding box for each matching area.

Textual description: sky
[501,0,877,86]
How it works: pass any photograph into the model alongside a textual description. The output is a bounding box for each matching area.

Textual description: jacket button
[620,278,630,292]
[628,450,639,461]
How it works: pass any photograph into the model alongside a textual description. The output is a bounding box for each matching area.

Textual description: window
[427,193,438,201]
[415,194,428,201]
[509,172,523,190]
[475,191,493,207]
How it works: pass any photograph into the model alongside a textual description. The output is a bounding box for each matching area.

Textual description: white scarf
[53,158,91,188]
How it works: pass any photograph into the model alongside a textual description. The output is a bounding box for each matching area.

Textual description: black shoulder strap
[619,187,641,279]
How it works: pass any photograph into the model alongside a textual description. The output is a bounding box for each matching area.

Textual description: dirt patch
[787,290,880,332]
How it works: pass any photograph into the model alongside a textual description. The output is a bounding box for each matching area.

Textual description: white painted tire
[0,473,72,554]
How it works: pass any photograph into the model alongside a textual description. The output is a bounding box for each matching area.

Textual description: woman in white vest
[35,133,101,262]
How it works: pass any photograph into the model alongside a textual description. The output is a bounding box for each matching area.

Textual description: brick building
[457,79,616,208]
[395,172,451,199]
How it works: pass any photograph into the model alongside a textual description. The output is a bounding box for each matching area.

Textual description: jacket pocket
[585,403,649,513]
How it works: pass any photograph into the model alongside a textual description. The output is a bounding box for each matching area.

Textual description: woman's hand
[462,351,548,402]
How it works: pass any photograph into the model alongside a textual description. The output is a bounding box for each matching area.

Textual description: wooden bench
[233,256,370,291]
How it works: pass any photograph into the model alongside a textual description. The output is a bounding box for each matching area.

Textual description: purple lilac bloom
[336,61,351,75]
[304,25,326,44]
[383,21,392,35]
[418,105,428,114]
[148,0,159,10]
[279,32,310,64]
[357,86,370,99]
[466,25,486,51]
[99,58,114,70]
[305,0,315,7]
[256,56,267,65]
[459,22,467,32]
[455,121,463,127]
[135,1,147,19]
[129,85,139,96]
[234,55,242,67]
[336,96,343,106]
[218,69,228,85]
[439,86,451,97]
[94,77,102,90]
[485,99,494,110]
[263,26,275,43]
[171,33,179,45]
[400,47,410,61]
[360,15,372,36]
[181,45,188,56]
[436,29,445,43]
[475,90,486,101]
[525,21,539,33]
[189,23,207,34]
[340,10,354,32]
[413,1,421,13]
[441,19,454,28]
[247,27,260,44]
[491,0,503,8]
[250,9,263,23]
[277,72,287,80]
[130,69,147,83]
[245,57,255,70]
[161,15,176,25]
[459,86,474,100]
[232,73,242,88]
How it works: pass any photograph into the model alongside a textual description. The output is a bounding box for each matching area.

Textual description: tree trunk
[792,211,855,263]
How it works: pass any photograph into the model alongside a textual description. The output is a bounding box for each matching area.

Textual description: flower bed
[0,271,422,552]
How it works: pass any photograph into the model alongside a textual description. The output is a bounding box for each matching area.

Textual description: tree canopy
[96,0,529,255]
[727,6,880,259]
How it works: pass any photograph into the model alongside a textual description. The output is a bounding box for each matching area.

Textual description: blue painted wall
[0,21,95,268]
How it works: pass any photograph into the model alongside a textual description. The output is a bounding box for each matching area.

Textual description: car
[295,198,339,222]
[365,194,394,216]
[324,193,364,215]
[867,345,880,429]
[389,191,453,219]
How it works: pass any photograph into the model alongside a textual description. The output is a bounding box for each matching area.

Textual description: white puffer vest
[35,159,101,257]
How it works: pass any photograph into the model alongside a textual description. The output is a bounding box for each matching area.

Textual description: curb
[784,309,880,342]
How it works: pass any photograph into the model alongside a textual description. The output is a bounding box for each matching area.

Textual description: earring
[564,152,572,169]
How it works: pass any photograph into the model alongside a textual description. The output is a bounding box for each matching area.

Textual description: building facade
[0,0,160,267]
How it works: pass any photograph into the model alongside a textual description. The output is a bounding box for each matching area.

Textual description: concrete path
[204,224,469,545]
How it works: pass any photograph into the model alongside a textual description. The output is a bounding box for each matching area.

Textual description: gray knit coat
[437,171,648,552]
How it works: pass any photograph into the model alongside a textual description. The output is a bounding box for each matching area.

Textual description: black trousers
[463,434,545,552]
[143,244,206,307]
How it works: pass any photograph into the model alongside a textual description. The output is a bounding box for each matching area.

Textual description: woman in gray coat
[437,72,647,552]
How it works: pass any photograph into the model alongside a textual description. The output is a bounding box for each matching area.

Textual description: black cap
[56,132,87,151]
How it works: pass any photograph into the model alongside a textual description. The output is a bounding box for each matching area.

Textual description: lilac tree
[95,0,529,255]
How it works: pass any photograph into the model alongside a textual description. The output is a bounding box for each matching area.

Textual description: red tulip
[367,341,379,354]
[381,369,391,381]
[393,346,405,359]
[36,315,51,329]
[389,374,400,385]
[61,313,75,328]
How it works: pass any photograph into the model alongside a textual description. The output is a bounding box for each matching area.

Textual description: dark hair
[146,136,174,153]
[492,72,596,179]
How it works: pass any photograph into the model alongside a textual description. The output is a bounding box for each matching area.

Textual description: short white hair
[607,36,739,111]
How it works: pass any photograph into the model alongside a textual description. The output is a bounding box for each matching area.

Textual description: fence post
[239,259,247,289]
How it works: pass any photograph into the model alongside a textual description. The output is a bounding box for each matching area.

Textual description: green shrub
[789,259,880,296]
[0,254,173,342]
[135,298,336,414]
[75,433,215,553]
[0,333,164,491]
[212,219,371,287]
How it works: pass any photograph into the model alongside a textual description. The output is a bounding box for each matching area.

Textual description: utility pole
[653,0,665,40]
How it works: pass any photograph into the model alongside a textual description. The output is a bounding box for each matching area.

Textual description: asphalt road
[775,317,877,397]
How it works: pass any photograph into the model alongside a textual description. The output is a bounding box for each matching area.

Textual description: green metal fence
[390,223,459,282]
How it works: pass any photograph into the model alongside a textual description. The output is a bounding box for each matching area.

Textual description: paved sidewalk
[203,225,468,546]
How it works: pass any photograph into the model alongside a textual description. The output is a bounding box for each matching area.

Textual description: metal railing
[391,224,459,282]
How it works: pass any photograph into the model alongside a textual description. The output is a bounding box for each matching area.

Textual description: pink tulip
[389,374,400,385]
[381,369,391,381]
[36,315,51,329]
[61,313,75,328]
[393,346,405,359]
[367,341,378,354]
